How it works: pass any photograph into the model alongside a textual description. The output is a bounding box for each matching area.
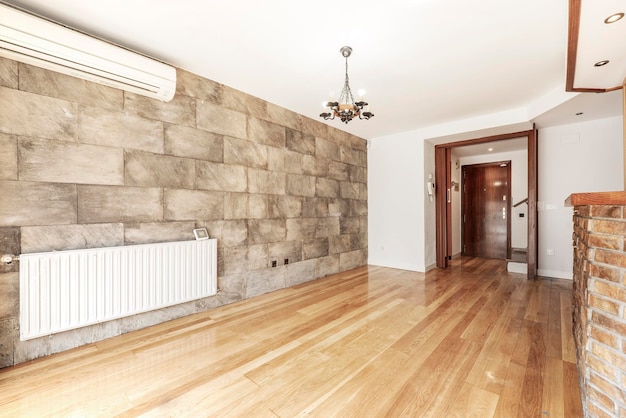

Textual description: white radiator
[19,239,217,340]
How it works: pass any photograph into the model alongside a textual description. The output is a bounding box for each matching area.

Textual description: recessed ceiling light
[594,60,610,67]
[604,13,624,24]
[488,147,494,152]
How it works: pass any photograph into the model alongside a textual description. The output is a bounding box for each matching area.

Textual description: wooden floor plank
[0,258,583,417]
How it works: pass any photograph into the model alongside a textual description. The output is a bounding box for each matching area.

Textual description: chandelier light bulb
[358,88,366,97]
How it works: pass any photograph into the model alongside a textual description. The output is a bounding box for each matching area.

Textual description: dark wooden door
[462,162,511,259]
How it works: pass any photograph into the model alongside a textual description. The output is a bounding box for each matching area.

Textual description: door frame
[434,128,538,279]
[460,160,512,259]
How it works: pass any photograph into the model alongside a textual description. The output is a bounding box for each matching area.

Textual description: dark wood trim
[565,191,626,206]
[566,0,624,93]
[434,130,532,150]
[527,128,538,279]
[435,147,448,268]
[445,148,452,260]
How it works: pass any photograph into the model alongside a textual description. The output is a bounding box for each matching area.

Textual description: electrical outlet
[271,260,277,267]
[284,258,289,265]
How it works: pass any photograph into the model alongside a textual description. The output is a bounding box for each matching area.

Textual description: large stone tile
[350,135,368,151]
[199,220,247,248]
[340,249,367,271]
[329,198,350,217]
[196,161,247,192]
[248,169,286,195]
[245,267,286,298]
[268,148,302,174]
[303,238,329,260]
[79,105,164,153]
[316,178,340,198]
[176,69,221,102]
[224,193,249,220]
[223,246,249,275]
[124,221,196,245]
[316,138,340,161]
[351,200,368,216]
[0,181,76,226]
[286,218,317,241]
[349,166,367,184]
[0,57,17,89]
[286,128,315,156]
[302,198,317,218]
[19,64,123,111]
[224,137,268,169]
[266,102,301,131]
[21,223,124,253]
[269,241,302,264]
[340,181,360,200]
[0,318,15,368]
[248,117,285,148]
[0,227,19,273]
[0,86,77,141]
[340,146,362,166]
[330,234,358,255]
[124,92,195,127]
[316,255,340,278]
[285,259,317,287]
[301,116,327,138]
[0,133,17,180]
[302,154,329,177]
[286,174,316,197]
[328,127,352,148]
[358,183,368,201]
[221,85,267,119]
[197,101,247,139]
[164,124,223,162]
[328,161,350,181]
[0,272,18,319]
[78,185,162,223]
[247,243,270,270]
[164,189,224,221]
[340,217,361,235]
[217,273,246,301]
[19,138,124,185]
[268,195,302,219]
[125,150,195,188]
[316,217,340,238]
[247,219,286,244]
[248,194,268,219]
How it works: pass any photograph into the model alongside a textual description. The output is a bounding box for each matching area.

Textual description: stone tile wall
[0,58,368,367]
[573,205,626,417]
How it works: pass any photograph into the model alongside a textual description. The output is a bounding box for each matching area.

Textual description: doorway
[434,129,537,279]
[461,161,512,259]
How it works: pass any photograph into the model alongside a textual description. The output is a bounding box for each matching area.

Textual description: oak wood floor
[0,257,583,417]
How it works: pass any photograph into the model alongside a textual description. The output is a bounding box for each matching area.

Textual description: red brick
[596,249,626,269]
[592,280,626,302]
[589,401,615,418]
[589,385,617,413]
[591,205,624,219]
[590,372,626,403]
[593,311,626,336]
[589,233,624,251]
[591,343,626,373]
[590,264,622,283]
[592,219,626,236]
[576,205,591,217]
[591,324,620,348]
[589,354,620,382]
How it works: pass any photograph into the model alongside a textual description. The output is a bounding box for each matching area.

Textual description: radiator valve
[1,254,19,265]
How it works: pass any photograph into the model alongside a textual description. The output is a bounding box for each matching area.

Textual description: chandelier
[320,46,374,124]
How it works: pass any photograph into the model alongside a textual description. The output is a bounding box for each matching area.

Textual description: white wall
[537,116,623,279]
[456,149,528,251]
[368,115,623,277]
[368,133,425,271]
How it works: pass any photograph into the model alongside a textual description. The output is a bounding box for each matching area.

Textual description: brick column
[573,204,626,417]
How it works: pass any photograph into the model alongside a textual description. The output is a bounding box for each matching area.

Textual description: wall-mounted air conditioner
[0,3,176,102]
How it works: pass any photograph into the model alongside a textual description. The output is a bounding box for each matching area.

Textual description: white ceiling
[2,0,624,140]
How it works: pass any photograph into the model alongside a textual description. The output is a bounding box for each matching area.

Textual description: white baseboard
[537,269,572,280]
